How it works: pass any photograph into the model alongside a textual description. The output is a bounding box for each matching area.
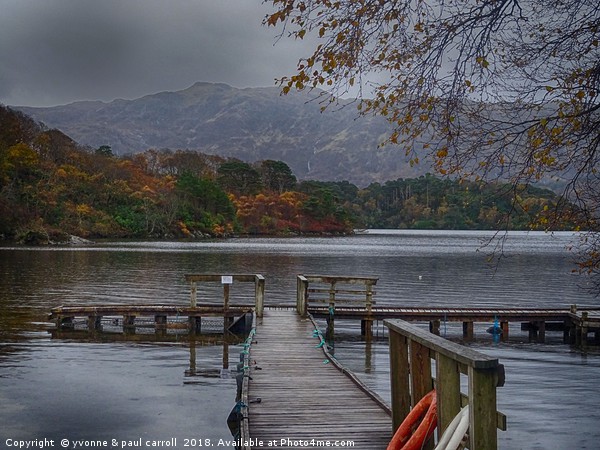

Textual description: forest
[0,105,568,243]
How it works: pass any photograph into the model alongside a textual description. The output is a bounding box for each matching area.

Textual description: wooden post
[361,319,373,339]
[409,340,433,405]
[296,276,308,317]
[463,321,474,339]
[155,315,167,336]
[537,321,546,342]
[389,331,410,431]
[87,315,101,331]
[436,353,461,435]
[189,316,202,334]
[123,315,135,334]
[469,366,498,450]
[190,281,197,308]
[500,321,509,339]
[430,320,440,335]
[363,282,374,338]
[255,275,265,318]
[223,283,230,334]
[365,283,373,311]
[328,280,336,311]
[528,321,538,341]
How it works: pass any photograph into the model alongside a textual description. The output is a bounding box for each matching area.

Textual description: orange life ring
[387,390,437,450]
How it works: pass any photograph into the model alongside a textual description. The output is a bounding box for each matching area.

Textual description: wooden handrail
[185,273,265,318]
[296,274,378,317]
[385,319,505,450]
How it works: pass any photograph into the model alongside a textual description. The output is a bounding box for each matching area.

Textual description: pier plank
[247,309,392,449]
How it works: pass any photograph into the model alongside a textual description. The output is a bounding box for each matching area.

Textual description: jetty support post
[123,314,136,334]
[385,319,506,450]
[87,315,101,331]
[463,321,474,340]
[189,315,202,334]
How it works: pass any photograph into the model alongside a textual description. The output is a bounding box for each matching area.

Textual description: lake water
[1,230,599,449]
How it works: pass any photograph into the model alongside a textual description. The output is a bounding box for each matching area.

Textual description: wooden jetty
[49,273,264,335]
[242,308,392,449]
[47,272,600,449]
[297,275,600,344]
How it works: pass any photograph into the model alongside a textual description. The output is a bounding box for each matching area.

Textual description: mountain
[15,82,427,186]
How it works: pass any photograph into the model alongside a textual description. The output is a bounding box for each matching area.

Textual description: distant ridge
[16,82,428,186]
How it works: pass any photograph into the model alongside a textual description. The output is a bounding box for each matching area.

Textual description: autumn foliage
[0,106,353,241]
[0,105,570,243]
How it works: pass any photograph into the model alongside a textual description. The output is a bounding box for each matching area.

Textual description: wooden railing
[385,319,506,450]
[185,273,265,318]
[296,274,378,337]
[296,274,378,315]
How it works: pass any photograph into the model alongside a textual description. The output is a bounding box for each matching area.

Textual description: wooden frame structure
[296,274,378,337]
[185,273,265,318]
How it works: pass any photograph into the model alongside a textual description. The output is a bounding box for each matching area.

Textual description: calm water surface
[1,230,598,449]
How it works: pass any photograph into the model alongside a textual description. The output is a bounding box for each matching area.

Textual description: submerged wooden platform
[245,309,392,449]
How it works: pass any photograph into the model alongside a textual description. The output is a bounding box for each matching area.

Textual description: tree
[266,0,600,289]
[258,160,297,193]
[217,160,263,196]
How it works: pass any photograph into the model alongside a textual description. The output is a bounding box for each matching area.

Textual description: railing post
[296,275,308,317]
[409,339,433,407]
[255,275,265,318]
[328,280,336,311]
[190,281,197,308]
[389,329,410,431]
[365,282,374,314]
[469,366,498,450]
[223,283,230,334]
[436,354,461,435]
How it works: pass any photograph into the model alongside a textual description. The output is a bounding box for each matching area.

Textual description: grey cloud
[0,0,309,106]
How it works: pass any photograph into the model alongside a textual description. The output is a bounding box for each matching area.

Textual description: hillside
[0,104,570,242]
[16,82,428,186]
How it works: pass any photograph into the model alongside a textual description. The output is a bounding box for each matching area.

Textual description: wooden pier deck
[246,308,392,449]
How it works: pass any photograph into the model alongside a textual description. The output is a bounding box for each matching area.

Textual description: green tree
[258,160,297,193]
[217,160,263,196]
[176,172,235,219]
[266,0,600,288]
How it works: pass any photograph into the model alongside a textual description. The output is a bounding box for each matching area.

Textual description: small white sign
[221,275,233,285]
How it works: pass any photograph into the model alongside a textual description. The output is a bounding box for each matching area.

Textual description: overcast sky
[0,0,313,107]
